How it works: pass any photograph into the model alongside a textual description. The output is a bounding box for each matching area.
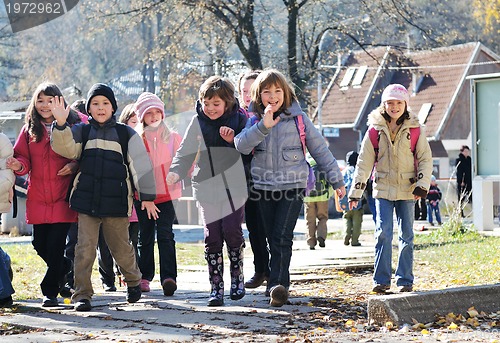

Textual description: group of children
[1,70,437,309]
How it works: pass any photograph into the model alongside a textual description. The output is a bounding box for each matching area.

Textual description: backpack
[368,126,420,182]
[249,115,316,195]
[307,164,329,197]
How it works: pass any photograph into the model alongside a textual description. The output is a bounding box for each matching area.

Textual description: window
[418,103,432,124]
[339,67,356,89]
[352,66,368,88]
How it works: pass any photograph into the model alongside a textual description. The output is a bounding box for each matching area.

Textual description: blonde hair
[250,69,297,118]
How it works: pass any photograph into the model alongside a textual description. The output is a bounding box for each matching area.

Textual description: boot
[206,251,224,306]
[228,246,245,300]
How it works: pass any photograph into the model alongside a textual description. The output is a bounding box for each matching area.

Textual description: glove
[413,186,427,199]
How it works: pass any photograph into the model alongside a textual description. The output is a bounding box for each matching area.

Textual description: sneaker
[399,285,413,292]
[74,299,92,312]
[309,246,315,250]
[244,273,266,289]
[351,242,361,247]
[372,284,390,294]
[42,296,59,307]
[103,283,117,292]
[318,237,326,248]
[127,285,142,303]
[140,279,150,292]
[161,278,177,296]
[59,284,73,298]
[344,237,350,246]
[0,296,13,308]
[269,285,289,307]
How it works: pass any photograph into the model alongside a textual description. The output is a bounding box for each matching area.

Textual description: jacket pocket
[401,172,416,190]
[282,147,302,164]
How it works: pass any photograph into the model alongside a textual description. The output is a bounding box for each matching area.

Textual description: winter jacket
[348,108,433,201]
[455,153,472,192]
[51,117,156,217]
[234,101,344,191]
[0,133,15,214]
[426,184,442,203]
[170,100,248,203]
[13,125,78,224]
[142,124,182,204]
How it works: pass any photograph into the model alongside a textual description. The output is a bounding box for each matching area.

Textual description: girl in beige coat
[348,84,432,294]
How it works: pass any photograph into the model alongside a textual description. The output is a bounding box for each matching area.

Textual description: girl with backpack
[348,84,432,294]
[234,69,345,307]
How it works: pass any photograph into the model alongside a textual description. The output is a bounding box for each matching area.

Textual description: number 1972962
[6,2,62,14]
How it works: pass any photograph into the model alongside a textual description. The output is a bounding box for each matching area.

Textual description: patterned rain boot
[228,246,245,300]
[206,251,224,306]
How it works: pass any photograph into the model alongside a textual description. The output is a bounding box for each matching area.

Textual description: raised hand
[51,95,70,126]
[262,104,280,129]
[220,126,235,143]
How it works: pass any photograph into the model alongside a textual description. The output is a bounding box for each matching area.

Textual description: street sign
[323,127,339,137]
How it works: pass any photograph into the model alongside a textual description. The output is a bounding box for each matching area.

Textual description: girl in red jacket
[6,82,84,307]
[133,92,182,296]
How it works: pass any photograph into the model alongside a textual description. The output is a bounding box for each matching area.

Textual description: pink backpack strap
[368,126,379,162]
[409,127,420,154]
[294,115,307,155]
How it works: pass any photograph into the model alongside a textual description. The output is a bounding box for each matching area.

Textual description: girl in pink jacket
[6,82,84,307]
[133,93,182,296]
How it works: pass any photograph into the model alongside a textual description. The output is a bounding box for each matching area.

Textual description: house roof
[318,42,500,139]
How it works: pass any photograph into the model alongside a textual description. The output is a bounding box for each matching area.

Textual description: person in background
[234,69,345,307]
[6,82,81,307]
[167,76,248,306]
[134,93,182,296]
[348,84,432,294]
[0,247,14,308]
[237,70,269,289]
[414,197,427,221]
[342,151,363,247]
[50,83,157,311]
[426,175,442,226]
[455,145,472,217]
[304,153,334,250]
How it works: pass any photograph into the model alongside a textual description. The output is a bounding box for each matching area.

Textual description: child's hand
[219,126,235,143]
[166,172,180,185]
[262,105,280,129]
[336,186,346,199]
[142,200,160,220]
[51,95,70,126]
[349,200,358,210]
[6,157,21,172]
[57,161,79,176]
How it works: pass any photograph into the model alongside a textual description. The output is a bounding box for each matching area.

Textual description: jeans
[256,189,304,289]
[245,195,269,276]
[374,198,414,287]
[135,200,177,282]
[32,223,71,297]
[427,202,442,224]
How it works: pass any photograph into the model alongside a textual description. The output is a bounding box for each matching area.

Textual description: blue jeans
[427,202,442,224]
[135,200,177,282]
[374,199,414,287]
[256,189,304,289]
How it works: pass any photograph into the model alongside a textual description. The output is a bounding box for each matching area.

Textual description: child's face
[202,95,226,120]
[240,78,254,108]
[88,95,114,124]
[260,84,284,113]
[35,92,55,123]
[142,108,163,128]
[384,100,406,121]
[126,114,138,129]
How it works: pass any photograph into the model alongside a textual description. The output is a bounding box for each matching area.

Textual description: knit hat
[134,92,165,122]
[86,83,118,114]
[431,175,436,182]
[381,84,409,105]
[346,151,359,166]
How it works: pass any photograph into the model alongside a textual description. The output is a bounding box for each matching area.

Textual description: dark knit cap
[86,83,118,114]
[346,151,359,166]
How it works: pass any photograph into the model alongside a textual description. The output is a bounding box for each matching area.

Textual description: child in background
[0,247,14,307]
[342,151,363,247]
[50,83,157,311]
[6,82,81,307]
[426,175,442,226]
[234,69,345,307]
[133,93,182,296]
[237,70,270,289]
[167,76,248,306]
[348,84,432,294]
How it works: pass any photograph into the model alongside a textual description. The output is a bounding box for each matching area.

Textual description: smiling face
[88,95,114,124]
[384,99,406,121]
[202,95,226,120]
[240,78,255,109]
[260,84,284,113]
[142,108,163,127]
[35,92,55,123]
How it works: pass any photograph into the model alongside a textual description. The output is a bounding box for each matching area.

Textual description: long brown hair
[25,82,80,142]
[250,69,297,118]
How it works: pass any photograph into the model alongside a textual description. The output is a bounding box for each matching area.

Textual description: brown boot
[244,272,266,288]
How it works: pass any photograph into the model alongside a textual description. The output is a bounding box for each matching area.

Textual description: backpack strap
[368,126,379,162]
[409,127,420,154]
[369,126,420,161]
[80,124,91,155]
[115,124,130,161]
[294,115,307,156]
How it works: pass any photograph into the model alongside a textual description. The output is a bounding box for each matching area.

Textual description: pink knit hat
[134,92,165,122]
[381,84,409,105]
